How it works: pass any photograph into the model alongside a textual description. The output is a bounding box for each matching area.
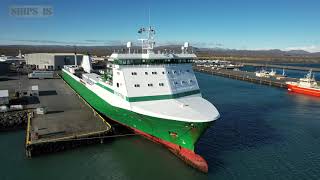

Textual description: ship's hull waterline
[61,70,211,172]
[287,84,320,97]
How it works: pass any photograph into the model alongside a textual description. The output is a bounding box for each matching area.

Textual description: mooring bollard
[26,146,32,158]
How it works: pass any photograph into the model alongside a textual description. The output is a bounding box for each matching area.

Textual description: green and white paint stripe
[96,82,201,102]
[61,70,210,151]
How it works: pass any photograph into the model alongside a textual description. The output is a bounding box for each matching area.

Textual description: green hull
[61,70,211,151]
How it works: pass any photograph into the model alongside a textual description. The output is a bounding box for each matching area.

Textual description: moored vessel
[255,68,276,78]
[286,70,320,97]
[61,26,220,172]
[255,69,270,78]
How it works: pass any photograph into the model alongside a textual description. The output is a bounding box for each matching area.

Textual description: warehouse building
[0,90,9,105]
[25,53,83,70]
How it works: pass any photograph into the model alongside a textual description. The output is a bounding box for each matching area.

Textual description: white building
[30,85,39,96]
[25,53,83,70]
[0,90,9,105]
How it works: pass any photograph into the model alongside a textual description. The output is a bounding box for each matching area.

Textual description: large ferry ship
[286,70,320,97]
[61,27,220,172]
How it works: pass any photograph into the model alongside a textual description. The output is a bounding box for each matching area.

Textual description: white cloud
[284,45,320,53]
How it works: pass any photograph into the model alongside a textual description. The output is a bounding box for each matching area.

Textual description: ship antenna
[137,8,156,54]
[148,8,151,27]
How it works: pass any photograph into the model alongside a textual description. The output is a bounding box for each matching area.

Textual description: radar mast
[138,26,156,54]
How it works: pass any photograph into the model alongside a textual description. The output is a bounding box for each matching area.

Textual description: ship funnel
[127,41,132,54]
[74,53,77,66]
[182,42,189,53]
[74,46,78,66]
[184,42,189,48]
[81,55,92,73]
[18,49,22,58]
[181,46,185,53]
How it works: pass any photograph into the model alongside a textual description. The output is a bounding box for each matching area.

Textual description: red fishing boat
[286,70,320,97]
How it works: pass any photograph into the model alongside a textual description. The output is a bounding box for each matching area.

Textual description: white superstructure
[63,26,219,123]
[286,70,319,89]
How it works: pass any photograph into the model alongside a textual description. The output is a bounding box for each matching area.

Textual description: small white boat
[269,69,276,76]
[255,69,270,78]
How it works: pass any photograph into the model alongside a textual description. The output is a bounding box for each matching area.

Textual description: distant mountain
[0,45,320,59]
[286,50,310,55]
[194,47,320,57]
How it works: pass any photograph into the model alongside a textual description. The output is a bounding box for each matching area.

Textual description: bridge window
[134,84,140,87]
[152,72,157,75]
[181,81,187,85]
[131,72,137,75]
[145,72,148,75]
[148,83,153,87]
[116,83,119,87]
[159,83,164,86]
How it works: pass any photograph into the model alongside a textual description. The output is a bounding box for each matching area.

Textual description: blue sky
[1,0,320,52]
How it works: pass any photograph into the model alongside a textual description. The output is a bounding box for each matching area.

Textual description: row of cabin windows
[144,71,161,75]
[131,69,191,76]
[174,79,194,85]
[133,80,193,88]
[134,83,164,87]
[170,69,191,74]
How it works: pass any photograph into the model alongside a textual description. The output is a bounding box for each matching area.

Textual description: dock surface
[26,76,111,146]
[0,74,112,156]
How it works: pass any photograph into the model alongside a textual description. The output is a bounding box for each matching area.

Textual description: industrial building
[25,53,83,70]
[0,90,9,105]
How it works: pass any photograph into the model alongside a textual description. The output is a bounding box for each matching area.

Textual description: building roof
[0,90,9,98]
[26,53,84,56]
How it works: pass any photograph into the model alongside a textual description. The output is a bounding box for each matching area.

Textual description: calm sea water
[1,72,320,180]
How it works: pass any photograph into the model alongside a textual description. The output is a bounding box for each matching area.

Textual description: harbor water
[1,72,320,180]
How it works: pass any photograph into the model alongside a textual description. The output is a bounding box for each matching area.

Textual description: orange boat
[286,70,320,97]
